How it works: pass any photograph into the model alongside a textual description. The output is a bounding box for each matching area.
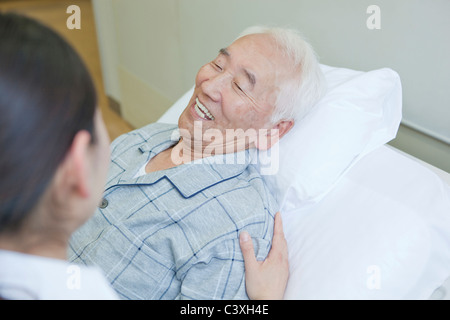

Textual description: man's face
[178,33,290,153]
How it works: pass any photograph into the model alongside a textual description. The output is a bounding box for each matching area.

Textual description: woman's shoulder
[0,250,118,300]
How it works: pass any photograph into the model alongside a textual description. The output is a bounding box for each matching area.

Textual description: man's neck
[145,136,254,173]
[145,139,204,173]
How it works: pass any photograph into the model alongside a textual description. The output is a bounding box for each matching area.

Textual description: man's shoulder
[132,122,178,139]
[110,122,178,154]
[114,122,178,142]
[221,164,274,200]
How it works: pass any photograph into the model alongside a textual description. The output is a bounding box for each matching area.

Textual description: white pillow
[260,64,401,209]
[158,64,402,209]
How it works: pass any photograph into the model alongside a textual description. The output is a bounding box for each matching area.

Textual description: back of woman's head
[0,13,97,232]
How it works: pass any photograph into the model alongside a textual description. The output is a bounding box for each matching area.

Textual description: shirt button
[99,198,108,209]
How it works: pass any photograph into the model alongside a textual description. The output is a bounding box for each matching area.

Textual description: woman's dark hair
[0,13,97,232]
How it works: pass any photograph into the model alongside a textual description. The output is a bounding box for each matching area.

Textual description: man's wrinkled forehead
[223,34,283,111]
[226,34,283,81]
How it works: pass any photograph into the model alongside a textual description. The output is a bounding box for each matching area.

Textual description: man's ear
[54,130,92,201]
[255,119,294,151]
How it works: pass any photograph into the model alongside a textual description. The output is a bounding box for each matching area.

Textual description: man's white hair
[237,26,326,123]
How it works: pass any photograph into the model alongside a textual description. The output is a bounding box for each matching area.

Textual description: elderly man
[69,26,325,300]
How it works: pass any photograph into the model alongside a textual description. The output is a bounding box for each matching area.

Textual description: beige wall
[93,0,182,125]
[93,0,450,172]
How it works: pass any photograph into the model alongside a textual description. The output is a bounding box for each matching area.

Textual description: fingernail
[240,231,250,243]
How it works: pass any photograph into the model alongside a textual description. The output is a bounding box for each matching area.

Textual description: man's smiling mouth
[194,98,215,121]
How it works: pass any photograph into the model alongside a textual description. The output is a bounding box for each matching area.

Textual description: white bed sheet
[282,145,450,299]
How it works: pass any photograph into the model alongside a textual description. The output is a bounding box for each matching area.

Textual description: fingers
[273,212,284,237]
[267,212,289,263]
[239,231,257,270]
[273,212,287,246]
[240,212,288,269]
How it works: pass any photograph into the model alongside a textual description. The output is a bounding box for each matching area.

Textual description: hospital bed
[157,64,450,300]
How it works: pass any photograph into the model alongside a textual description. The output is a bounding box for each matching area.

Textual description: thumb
[239,231,258,270]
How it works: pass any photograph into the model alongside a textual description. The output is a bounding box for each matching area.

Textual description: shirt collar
[165,150,253,198]
[110,125,180,184]
[110,125,257,198]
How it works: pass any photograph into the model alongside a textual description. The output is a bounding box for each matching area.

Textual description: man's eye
[212,62,223,71]
[233,81,244,93]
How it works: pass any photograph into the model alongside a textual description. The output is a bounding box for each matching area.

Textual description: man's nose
[201,71,231,102]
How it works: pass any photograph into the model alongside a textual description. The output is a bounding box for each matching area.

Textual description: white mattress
[282,144,450,299]
[390,147,450,300]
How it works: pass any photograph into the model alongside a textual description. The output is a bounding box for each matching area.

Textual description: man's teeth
[195,98,215,120]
